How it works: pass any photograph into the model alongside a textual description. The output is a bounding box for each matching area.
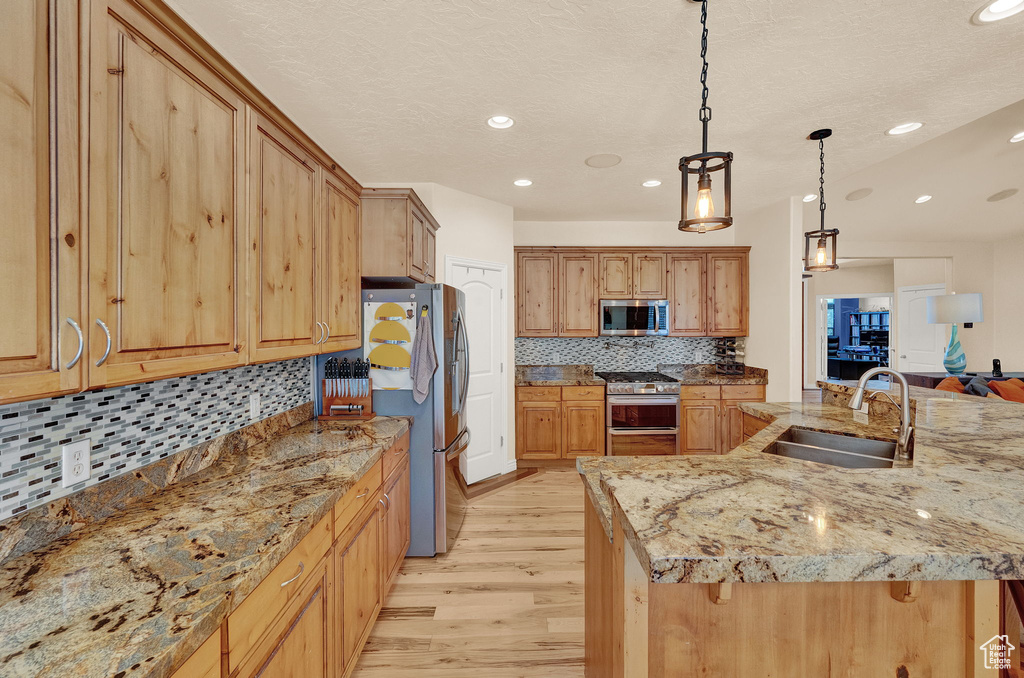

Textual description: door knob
[900,355,907,359]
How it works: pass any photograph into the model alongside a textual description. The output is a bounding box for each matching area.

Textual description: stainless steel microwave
[600,299,669,336]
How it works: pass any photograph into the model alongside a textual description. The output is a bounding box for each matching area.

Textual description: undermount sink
[765,428,897,469]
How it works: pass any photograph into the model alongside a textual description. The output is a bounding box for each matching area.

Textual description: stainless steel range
[594,372,681,456]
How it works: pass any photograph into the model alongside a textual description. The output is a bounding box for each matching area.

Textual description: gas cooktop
[595,371,681,394]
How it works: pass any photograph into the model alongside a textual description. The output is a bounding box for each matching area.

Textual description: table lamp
[926,293,984,375]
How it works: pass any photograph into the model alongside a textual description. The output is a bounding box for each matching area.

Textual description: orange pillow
[987,393,1004,400]
[989,380,1024,403]
[1007,378,1024,389]
[935,376,966,393]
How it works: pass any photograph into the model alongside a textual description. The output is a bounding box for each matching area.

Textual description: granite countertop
[515,364,606,387]
[579,393,1024,585]
[657,363,768,385]
[0,415,411,677]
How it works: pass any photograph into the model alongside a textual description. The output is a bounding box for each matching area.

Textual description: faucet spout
[846,367,914,461]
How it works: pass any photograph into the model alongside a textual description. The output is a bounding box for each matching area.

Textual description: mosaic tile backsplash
[515,337,718,371]
[0,358,311,521]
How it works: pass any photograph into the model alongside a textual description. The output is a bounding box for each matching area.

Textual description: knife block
[319,379,375,421]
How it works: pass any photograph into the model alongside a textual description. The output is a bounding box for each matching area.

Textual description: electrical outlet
[61,439,91,488]
[249,393,261,421]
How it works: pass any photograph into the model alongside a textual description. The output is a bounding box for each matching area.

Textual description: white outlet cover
[61,439,91,488]
[249,393,261,420]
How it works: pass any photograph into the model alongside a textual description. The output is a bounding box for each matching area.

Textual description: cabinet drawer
[335,459,383,536]
[517,386,561,402]
[721,384,766,401]
[679,385,721,401]
[382,432,410,482]
[562,386,604,401]
[227,511,334,671]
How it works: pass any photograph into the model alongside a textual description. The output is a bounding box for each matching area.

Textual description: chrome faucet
[848,367,914,461]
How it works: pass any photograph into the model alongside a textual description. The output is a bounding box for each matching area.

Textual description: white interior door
[447,258,508,484]
[897,285,946,372]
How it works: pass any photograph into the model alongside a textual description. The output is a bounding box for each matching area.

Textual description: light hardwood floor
[352,468,585,677]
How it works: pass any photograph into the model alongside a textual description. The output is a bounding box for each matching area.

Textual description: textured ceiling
[165,0,1024,224]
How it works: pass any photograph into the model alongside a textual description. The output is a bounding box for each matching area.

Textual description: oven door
[607,428,679,456]
[600,300,669,336]
[606,395,680,455]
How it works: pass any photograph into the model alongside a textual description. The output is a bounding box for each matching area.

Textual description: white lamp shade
[926,293,984,324]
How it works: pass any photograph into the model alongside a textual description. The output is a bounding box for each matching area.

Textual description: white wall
[365,182,518,466]
[514,221,736,247]
[990,232,1024,371]
[734,197,804,402]
[803,264,895,386]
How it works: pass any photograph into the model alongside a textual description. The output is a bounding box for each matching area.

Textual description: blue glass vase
[943,323,967,375]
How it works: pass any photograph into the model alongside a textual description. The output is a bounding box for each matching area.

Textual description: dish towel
[410,310,437,404]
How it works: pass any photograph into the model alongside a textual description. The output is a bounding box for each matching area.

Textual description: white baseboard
[503,458,518,475]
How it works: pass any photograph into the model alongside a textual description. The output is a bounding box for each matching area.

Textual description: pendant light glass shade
[803,129,839,272]
[679,0,733,234]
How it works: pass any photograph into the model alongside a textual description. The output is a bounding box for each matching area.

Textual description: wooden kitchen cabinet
[707,251,749,336]
[516,252,559,337]
[516,386,604,461]
[633,253,667,299]
[599,253,633,299]
[89,0,249,386]
[680,384,766,454]
[668,254,706,336]
[337,501,383,674]
[360,187,440,283]
[382,457,411,590]
[0,0,84,405]
[319,172,362,352]
[559,253,599,336]
[170,631,221,678]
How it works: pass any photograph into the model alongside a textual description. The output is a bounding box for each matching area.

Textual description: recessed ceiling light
[487,116,514,129]
[513,179,532,187]
[846,188,873,201]
[1010,131,1024,143]
[584,154,622,168]
[915,195,933,204]
[987,188,1019,202]
[886,122,924,136]
[802,194,817,203]
[642,180,662,188]
[973,0,1024,23]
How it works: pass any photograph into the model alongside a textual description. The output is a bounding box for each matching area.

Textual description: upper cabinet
[319,171,362,353]
[89,1,248,386]
[516,247,749,338]
[247,113,319,363]
[0,0,83,404]
[597,253,667,299]
[516,252,559,337]
[706,251,749,337]
[360,188,440,283]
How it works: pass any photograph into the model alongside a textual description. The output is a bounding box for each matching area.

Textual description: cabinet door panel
[249,114,318,362]
[599,254,632,300]
[90,5,246,386]
[669,255,706,336]
[409,208,426,282]
[424,228,436,282]
[563,401,605,458]
[633,253,667,299]
[320,176,360,352]
[516,253,558,336]
[722,402,745,452]
[338,505,382,670]
[559,253,598,336]
[707,252,749,336]
[681,402,719,454]
[0,0,83,404]
[515,401,561,459]
[383,460,411,588]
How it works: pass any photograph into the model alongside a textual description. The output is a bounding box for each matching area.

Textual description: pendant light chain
[698,0,711,152]
[818,137,827,229]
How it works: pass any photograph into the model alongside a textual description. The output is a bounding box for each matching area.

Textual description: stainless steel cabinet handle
[323,323,330,341]
[315,322,325,344]
[383,493,391,511]
[356,490,369,498]
[65,318,83,369]
[279,561,304,588]
[379,498,386,520]
[95,319,111,367]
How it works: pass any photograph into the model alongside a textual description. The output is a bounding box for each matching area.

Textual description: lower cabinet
[515,386,605,461]
[680,385,766,454]
[173,432,411,678]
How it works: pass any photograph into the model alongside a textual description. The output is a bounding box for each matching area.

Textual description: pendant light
[803,129,839,272]
[679,0,733,233]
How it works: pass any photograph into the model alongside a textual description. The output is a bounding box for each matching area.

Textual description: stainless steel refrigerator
[316,284,469,556]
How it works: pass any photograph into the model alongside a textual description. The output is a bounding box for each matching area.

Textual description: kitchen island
[579,392,1024,677]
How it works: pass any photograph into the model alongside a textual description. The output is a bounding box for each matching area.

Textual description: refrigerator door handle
[453,306,470,415]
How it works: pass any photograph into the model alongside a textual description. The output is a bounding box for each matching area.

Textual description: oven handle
[606,396,680,406]
[608,427,680,436]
